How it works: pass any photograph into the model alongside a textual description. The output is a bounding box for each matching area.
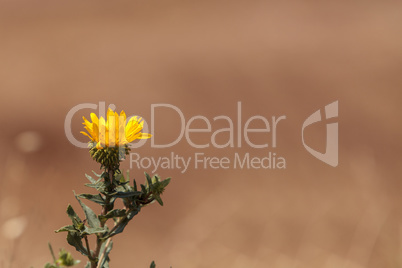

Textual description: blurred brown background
[0,1,401,267]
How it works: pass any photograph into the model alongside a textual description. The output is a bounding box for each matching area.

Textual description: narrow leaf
[103,217,129,239]
[155,195,164,206]
[74,192,101,229]
[82,226,107,235]
[66,231,88,256]
[85,181,106,192]
[133,179,137,191]
[55,225,77,233]
[153,175,160,183]
[67,205,82,227]
[48,242,56,263]
[110,191,142,198]
[85,173,96,184]
[98,209,126,222]
[162,177,171,188]
[140,184,147,193]
[78,194,105,205]
[145,172,152,186]
[103,209,139,239]
[92,170,103,178]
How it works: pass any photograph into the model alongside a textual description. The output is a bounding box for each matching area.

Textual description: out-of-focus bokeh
[0,1,401,267]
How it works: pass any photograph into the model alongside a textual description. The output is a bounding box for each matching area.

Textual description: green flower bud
[88,143,130,168]
[56,249,78,267]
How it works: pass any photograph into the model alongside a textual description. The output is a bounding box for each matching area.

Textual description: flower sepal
[88,142,130,169]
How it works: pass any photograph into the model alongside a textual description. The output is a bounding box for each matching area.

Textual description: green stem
[96,238,112,268]
[84,236,91,259]
[48,243,57,265]
[92,167,115,268]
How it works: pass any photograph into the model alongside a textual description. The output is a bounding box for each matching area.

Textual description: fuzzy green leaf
[126,170,130,183]
[133,179,138,191]
[103,217,129,239]
[82,226,107,235]
[78,194,106,205]
[84,180,107,192]
[145,172,152,186]
[66,231,88,256]
[74,193,101,229]
[92,170,103,178]
[98,209,126,222]
[85,173,97,184]
[155,195,164,206]
[110,191,142,199]
[55,225,77,233]
[162,177,171,188]
[103,209,139,239]
[101,172,109,180]
[114,185,127,192]
[140,184,147,194]
[67,205,82,227]
[150,261,156,268]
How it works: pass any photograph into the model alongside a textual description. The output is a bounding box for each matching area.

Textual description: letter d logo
[302,101,338,167]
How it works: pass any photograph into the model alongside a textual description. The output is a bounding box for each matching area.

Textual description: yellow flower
[81,108,151,149]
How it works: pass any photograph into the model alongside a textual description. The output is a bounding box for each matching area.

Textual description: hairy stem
[48,243,57,264]
[91,167,115,268]
[84,236,91,259]
[96,238,112,268]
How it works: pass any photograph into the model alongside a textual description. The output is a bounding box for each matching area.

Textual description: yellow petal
[106,108,114,123]
[107,112,116,147]
[127,132,152,142]
[114,111,120,144]
[125,116,139,132]
[120,110,126,121]
[99,117,106,128]
[96,141,104,149]
[98,117,106,145]
[80,131,94,140]
[138,133,152,139]
[82,116,93,132]
[125,117,143,138]
[92,122,99,142]
[84,126,95,137]
[90,113,99,126]
[135,133,152,140]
